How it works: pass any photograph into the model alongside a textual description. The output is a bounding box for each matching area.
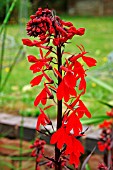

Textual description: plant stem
[55,46,62,170]
[0,0,17,35]
[0,0,9,91]
[19,116,24,170]
[0,45,23,91]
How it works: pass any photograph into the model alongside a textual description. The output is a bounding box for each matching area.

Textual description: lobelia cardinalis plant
[22,7,97,170]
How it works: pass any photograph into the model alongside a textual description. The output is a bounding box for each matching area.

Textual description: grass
[0,16,113,119]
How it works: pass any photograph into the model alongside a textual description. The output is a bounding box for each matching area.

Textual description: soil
[0,138,105,170]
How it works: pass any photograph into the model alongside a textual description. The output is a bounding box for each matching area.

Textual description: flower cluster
[98,109,113,152]
[30,139,46,169]
[23,7,97,169]
[25,7,85,47]
[98,163,108,170]
[50,113,84,167]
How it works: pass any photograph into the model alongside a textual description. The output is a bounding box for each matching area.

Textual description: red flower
[107,108,113,117]
[25,7,85,47]
[50,113,84,168]
[65,112,82,136]
[69,45,97,67]
[34,84,53,106]
[22,38,50,48]
[22,39,34,46]
[57,79,77,102]
[65,137,84,168]
[57,70,77,102]
[50,124,84,168]
[98,126,112,152]
[98,141,107,151]
[98,163,108,170]
[64,96,91,118]
[36,108,51,130]
[28,49,52,73]
[76,100,91,118]
[82,55,97,67]
[99,120,112,128]
[76,28,85,36]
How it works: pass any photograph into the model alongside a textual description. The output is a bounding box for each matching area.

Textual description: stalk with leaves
[22,7,97,170]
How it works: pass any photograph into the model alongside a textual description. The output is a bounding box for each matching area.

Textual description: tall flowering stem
[55,46,62,170]
[22,7,97,170]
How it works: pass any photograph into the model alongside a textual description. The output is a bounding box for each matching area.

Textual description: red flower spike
[23,7,98,169]
[36,108,51,130]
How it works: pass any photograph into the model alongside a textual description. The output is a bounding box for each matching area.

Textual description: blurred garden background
[0,0,113,169]
[0,0,113,118]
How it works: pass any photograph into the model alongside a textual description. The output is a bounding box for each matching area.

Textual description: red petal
[50,128,62,144]
[28,55,38,63]
[57,81,64,101]
[22,39,34,46]
[39,48,43,58]
[30,74,43,87]
[69,88,77,97]
[45,50,51,58]
[63,82,70,102]
[34,87,46,106]
[77,100,91,118]
[44,104,54,110]
[76,28,85,36]
[79,77,86,93]
[82,56,97,67]
[64,72,76,88]
[41,89,47,105]
[30,62,44,73]
[54,68,62,79]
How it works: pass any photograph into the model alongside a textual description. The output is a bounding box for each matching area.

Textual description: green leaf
[88,75,113,93]
[81,115,110,125]
[0,160,15,169]
[98,100,113,108]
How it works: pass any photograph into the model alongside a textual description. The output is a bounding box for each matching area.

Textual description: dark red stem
[55,46,62,170]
